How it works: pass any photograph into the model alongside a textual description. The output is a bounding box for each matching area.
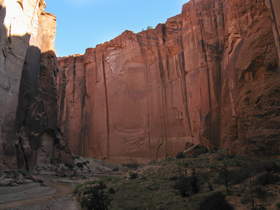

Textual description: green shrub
[108,187,116,194]
[176,152,186,159]
[260,160,280,173]
[252,186,269,200]
[255,173,280,185]
[164,156,175,161]
[122,163,140,170]
[240,196,250,204]
[241,185,269,208]
[215,167,253,185]
[217,164,230,193]
[75,181,112,210]
[191,146,209,157]
[252,205,266,210]
[174,174,199,197]
[128,171,138,179]
[199,192,234,210]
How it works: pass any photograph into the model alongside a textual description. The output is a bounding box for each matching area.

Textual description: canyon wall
[267,0,280,61]
[0,0,43,167]
[0,0,71,169]
[58,0,280,162]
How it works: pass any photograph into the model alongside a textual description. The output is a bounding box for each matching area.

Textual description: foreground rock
[58,0,280,162]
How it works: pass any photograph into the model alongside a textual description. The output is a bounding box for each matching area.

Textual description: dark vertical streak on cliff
[212,0,224,147]
[137,34,152,158]
[196,1,215,146]
[79,62,88,155]
[102,54,110,158]
[235,2,243,36]
[72,58,77,103]
[58,68,66,130]
[269,0,280,43]
[156,40,168,158]
[179,40,193,138]
[163,32,171,156]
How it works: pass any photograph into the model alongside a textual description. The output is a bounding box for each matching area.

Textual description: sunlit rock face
[58,0,280,163]
[0,0,59,168]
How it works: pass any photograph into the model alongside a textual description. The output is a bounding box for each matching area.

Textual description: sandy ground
[0,177,80,210]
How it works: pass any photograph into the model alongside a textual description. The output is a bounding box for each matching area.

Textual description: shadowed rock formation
[58,0,280,163]
[16,48,73,170]
[0,1,30,168]
[266,0,280,61]
[0,0,72,169]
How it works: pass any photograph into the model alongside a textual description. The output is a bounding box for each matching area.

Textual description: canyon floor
[1,149,280,210]
[0,177,79,210]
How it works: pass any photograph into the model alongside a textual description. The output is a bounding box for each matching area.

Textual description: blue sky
[46,0,189,57]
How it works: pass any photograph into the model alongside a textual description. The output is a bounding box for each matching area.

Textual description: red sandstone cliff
[267,0,280,61]
[58,0,280,162]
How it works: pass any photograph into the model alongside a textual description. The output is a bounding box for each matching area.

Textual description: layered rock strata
[58,0,280,163]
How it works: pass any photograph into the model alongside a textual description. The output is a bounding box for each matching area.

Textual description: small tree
[174,168,199,197]
[76,181,112,210]
[219,163,230,193]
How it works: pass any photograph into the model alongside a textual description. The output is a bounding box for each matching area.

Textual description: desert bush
[174,173,199,197]
[257,160,280,173]
[122,163,140,170]
[176,152,186,159]
[191,146,209,157]
[218,164,230,193]
[240,196,250,205]
[164,156,175,161]
[199,192,234,210]
[215,167,253,185]
[127,171,138,179]
[241,183,270,208]
[74,181,112,210]
[252,205,266,210]
[221,160,280,185]
[108,187,116,194]
[252,186,268,199]
[255,173,280,185]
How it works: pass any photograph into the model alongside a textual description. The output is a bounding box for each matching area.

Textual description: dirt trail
[0,159,123,210]
[0,178,80,210]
